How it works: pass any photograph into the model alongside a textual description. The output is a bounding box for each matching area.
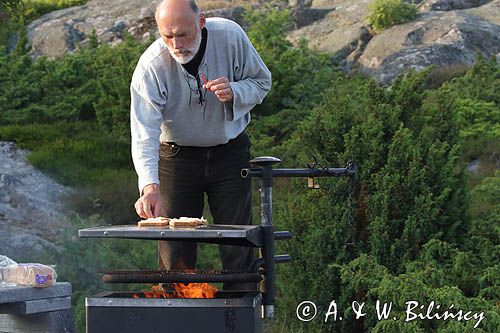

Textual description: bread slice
[169,217,208,228]
[138,216,170,227]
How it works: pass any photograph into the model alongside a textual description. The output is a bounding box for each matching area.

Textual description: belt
[164,131,247,150]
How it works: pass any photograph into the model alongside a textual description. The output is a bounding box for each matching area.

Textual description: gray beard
[168,26,202,65]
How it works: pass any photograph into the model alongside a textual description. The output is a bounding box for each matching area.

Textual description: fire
[133,283,217,299]
[173,282,218,298]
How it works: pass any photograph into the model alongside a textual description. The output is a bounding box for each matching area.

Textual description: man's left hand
[204,77,233,103]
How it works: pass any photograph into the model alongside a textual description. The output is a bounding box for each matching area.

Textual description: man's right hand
[135,183,162,219]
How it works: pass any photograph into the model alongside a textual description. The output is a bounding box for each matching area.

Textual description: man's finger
[205,77,229,89]
[143,199,155,219]
[210,82,230,92]
[215,88,232,96]
[152,200,162,217]
[136,201,147,219]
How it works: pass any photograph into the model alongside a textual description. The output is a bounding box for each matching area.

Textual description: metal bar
[86,291,262,308]
[274,255,291,264]
[274,231,292,240]
[250,254,291,271]
[102,272,263,284]
[241,167,356,179]
[261,225,275,319]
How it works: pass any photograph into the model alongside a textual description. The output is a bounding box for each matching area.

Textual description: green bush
[21,0,87,22]
[273,65,500,331]
[365,0,418,34]
[244,6,338,161]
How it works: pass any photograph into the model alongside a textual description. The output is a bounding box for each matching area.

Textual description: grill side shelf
[78,225,263,247]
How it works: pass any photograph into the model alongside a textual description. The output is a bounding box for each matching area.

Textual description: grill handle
[250,254,291,271]
[241,167,356,179]
[274,254,291,264]
[274,231,292,240]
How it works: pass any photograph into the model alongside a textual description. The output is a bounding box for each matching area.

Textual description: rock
[419,0,491,12]
[288,0,334,28]
[18,0,500,84]
[465,0,500,24]
[0,142,70,262]
[467,158,481,173]
[288,0,372,56]
[357,10,500,84]
[25,0,258,59]
[205,6,247,27]
[27,0,159,59]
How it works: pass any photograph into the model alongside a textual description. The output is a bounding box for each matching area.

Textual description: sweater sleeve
[224,29,272,121]
[130,72,165,193]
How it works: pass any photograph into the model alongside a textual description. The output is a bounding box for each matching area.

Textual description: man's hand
[135,183,162,219]
[204,77,233,103]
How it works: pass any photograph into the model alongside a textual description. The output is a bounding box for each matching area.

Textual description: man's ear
[199,13,206,29]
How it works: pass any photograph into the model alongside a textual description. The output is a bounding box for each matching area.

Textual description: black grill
[79,156,357,332]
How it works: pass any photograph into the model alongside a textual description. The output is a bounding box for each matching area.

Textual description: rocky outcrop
[419,0,491,11]
[26,0,252,59]
[289,0,335,28]
[27,0,159,58]
[358,10,500,84]
[288,0,372,56]
[0,142,69,262]
[465,0,500,24]
[289,0,499,84]
[22,0,500,83]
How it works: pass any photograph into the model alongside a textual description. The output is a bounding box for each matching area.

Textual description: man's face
[157,11,204,64]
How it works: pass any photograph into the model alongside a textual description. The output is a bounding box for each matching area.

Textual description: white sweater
[130,18,272,192]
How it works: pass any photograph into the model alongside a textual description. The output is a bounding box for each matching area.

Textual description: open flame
[133,283,218,299]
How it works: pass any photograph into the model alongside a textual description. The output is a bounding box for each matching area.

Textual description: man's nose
[172,38,183,49]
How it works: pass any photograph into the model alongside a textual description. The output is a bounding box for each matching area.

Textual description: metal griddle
[78,224,264,247]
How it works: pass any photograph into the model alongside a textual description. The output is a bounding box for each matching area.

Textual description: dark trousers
[158,132,255,290]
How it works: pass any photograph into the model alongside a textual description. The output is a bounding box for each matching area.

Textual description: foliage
[275,65,499,332]
[440,57,500,141]
[20,0,86,22]
[244,5,338,160]
[0,32,147,140]
[365,0,418,34]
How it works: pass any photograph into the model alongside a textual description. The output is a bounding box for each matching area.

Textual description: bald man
[130,0,271,290]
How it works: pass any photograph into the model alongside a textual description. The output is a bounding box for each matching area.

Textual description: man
[130,0,271,290]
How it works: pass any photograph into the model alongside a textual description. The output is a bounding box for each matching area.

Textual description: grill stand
[252,157,280,319]
[242,156,358,319]
[78,155,357,330]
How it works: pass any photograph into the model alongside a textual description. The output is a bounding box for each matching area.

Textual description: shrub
[365,0,417,34]
[275,69,475,331]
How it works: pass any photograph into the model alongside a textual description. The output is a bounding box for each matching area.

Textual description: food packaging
[1,263,57,288]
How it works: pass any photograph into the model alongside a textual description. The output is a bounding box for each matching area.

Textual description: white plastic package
[0,256,57,288]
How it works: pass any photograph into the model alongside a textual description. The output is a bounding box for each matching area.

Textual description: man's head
[155,0,205,64]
